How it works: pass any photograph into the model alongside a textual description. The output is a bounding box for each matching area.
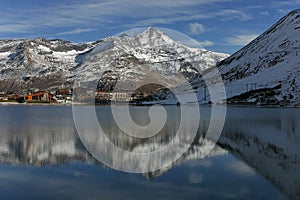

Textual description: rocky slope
[0,38,99,93]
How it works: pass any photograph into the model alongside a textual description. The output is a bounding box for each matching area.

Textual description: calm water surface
[0,105,298,200]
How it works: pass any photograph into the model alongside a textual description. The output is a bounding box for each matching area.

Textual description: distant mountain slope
[0,38,98,93]
[0,28,228,95]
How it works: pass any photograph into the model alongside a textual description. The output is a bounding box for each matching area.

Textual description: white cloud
[189,23,205,35]
[198,40,214,47]
[125,8,251,28]
[218,9,252,21]
[272,0,300,7]
[55,28,96,36]
[225,34,258,45]
[123,14,209,27]
[260,11,270,16]
[0,0,239,35]
[38,0,235,26]
[0,24,34,33]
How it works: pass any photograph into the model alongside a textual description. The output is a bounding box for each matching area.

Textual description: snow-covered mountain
[0,38,98,93]
[203,9,300,106]
[74,27,228,94]
[0,28,228,94]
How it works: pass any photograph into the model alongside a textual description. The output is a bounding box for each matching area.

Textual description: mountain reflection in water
[0,105,298,199]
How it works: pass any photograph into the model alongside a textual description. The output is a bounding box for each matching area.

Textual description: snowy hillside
[0,38,98,93]
[209,9,300,106]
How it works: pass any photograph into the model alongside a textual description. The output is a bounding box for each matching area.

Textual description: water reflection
[0,105,93,166]
[0,105,221,174]
[74,105,210,173]
[219,107,300,200]
[0,105,298,199]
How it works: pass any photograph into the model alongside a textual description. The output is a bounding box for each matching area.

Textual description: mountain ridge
[0,27,228,95]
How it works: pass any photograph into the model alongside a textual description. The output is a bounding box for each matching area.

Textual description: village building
[55,89,72,103]
[111,92,133,102]
[95,90,112,104]
[0,92,7,101]
[7,93,22,101]
[25,91,53,102]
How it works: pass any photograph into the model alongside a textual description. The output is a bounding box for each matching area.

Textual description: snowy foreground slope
[206,9,300,106]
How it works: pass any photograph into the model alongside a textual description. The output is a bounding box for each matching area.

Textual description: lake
[0,105,298,199]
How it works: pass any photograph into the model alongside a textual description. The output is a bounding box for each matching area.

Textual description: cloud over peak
[189,23,205,35]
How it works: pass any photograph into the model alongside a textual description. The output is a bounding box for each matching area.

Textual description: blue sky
[0,0,300,54]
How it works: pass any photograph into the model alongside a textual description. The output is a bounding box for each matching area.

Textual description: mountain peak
[133,27,177,48]
[144,27,164,33]
[138,27,168,38]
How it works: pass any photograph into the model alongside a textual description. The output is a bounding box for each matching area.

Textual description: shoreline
[1,101,300,108]
[0,102,73,106]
